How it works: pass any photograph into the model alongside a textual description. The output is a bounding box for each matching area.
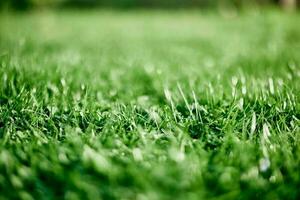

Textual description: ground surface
[0,9,299,200]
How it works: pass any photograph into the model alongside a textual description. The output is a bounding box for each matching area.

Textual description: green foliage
[0,10,300,199]
[0,0,287,10]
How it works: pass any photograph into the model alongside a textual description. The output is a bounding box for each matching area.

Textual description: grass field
[0,9,300,200]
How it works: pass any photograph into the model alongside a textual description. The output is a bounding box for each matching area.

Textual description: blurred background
[0,0,298,11]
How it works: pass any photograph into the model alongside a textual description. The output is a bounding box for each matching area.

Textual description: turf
[0,9,299,200]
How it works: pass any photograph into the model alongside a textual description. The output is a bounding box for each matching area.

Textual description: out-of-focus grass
[0,9,299,200]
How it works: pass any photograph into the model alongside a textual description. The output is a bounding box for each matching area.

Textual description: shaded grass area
[0,9,300,200]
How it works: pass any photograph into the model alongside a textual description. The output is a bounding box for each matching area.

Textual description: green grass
[0,9,300,200]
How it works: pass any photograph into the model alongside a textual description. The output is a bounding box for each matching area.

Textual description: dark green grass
[0,9,300,200]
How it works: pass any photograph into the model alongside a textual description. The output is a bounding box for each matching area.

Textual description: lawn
[0,9,299,200]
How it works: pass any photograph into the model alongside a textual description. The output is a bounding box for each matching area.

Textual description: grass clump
[0,9,300,200]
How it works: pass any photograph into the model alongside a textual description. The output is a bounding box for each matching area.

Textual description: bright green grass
[0,9,299,200]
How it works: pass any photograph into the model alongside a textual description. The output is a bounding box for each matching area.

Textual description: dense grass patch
[0,9,300,200]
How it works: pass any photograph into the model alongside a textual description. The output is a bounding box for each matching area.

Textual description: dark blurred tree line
[0,0,298,10]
